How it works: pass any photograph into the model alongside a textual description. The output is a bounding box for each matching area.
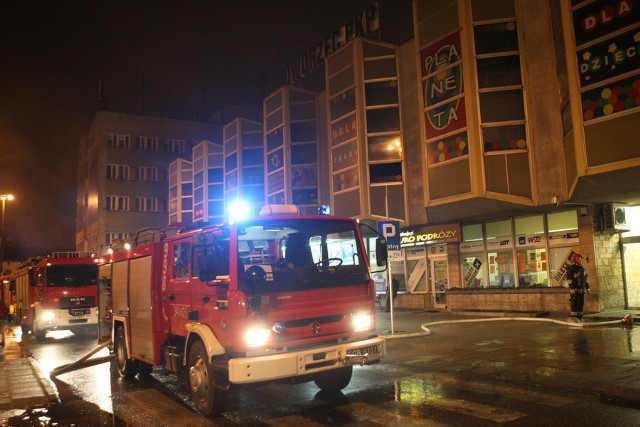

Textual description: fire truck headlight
[41,311,56,322]
[351,312,373,332]
[245,327,271,347]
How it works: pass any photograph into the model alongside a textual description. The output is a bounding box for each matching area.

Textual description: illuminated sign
[420,31,466,139]
[548,230,579,248]
[516,233,546,248]
[286,4,380,84]
[400,223,460,248]
[486,237,513,250]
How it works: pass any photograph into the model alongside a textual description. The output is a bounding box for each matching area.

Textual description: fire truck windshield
[45,265,99,288]
[236,218,370,293]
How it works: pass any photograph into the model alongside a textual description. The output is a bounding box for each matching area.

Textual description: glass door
[430,257,448,308]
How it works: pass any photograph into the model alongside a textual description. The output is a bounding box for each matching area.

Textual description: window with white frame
[137,197,159,212]
[106,164,130,180]
[166,139,186,154]
[105,232,131,245]
[107,134,130,149]
[135,136,159,152]
[106,195,130,211]
[136,166,159,182]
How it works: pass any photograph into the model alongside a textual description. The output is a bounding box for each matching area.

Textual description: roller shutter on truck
[129,256,154,363]
[111,261,129,316]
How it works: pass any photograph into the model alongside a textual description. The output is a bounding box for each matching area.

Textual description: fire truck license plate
[347,344,379,356]
[70,309,89,317]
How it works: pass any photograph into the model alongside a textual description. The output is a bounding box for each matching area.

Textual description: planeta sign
[420,31,466,139]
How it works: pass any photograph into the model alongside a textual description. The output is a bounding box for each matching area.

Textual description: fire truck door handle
[202,296,210,303]
[166,295,175,302]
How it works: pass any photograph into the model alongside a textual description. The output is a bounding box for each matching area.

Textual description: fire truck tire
[115,326,139,378]
[314,366,353,392]
[34,329,47,341]
[188,340,223,417]
[21,324,31,335]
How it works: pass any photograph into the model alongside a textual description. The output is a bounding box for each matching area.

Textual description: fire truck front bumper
[228,336,385,384]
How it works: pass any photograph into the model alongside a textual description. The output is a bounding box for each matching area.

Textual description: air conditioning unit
[602,203,629,231]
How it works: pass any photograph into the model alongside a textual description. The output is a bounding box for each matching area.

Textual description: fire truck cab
[100,205,387,416]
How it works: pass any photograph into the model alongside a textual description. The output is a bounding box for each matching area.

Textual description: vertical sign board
[378,220,401,261]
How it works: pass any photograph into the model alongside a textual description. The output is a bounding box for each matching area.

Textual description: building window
[473,18,526,153]
[105,195,130,211]
[166,139,186,154]
[106,164,130,180]
[137,197,158,212]
[106,134,130,149]
[135,136,159,152]
[105,232,131,245]
[136,166,159,182]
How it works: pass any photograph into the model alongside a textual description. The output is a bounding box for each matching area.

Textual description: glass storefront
[459,210,580,289]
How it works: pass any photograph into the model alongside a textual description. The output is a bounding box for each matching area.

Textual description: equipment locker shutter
[129,256,155,364]
[111,261,129,315]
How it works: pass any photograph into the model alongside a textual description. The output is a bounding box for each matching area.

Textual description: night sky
[0,1,410,259]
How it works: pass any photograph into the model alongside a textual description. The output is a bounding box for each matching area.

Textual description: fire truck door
[190,237,230,324]
[163,241,191,336]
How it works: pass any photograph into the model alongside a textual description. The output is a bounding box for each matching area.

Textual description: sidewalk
[0,325,58,417]
[376,307,640,404]
[1,308,639,417]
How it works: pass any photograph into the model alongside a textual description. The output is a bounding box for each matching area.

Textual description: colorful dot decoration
[484,138,527,152]
[582,77,640,121]
[428,133,469,165]
[480,22,517,33]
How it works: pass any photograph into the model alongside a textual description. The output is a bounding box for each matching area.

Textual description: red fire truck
[99,205,387,416]
[14,252,100,339]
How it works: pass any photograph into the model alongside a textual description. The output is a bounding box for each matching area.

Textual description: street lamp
[0,194,14,275]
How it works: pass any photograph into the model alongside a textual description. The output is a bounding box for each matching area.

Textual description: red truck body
[14,252,99,339]
[99,205,387,416]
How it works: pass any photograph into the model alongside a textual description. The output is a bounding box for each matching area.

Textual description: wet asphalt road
[6,313,640,426]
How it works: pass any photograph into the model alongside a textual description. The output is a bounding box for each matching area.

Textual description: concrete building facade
[76,111,220,254]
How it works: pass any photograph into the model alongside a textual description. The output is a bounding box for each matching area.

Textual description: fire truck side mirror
[376,237,388,267]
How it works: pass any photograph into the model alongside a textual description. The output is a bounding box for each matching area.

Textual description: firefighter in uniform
[567,253,589,320]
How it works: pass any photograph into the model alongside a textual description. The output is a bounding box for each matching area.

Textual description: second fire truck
[14,252,100,339]
[99,204,387,416]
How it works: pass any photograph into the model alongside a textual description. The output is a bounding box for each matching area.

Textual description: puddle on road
[1,375,121,426]
[1,401,116,426]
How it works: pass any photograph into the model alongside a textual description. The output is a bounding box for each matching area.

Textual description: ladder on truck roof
[50,251,94,259]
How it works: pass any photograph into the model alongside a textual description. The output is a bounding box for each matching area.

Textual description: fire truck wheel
[188,340,222,416]
[115,326,139,378]
[314,366,353,392]
[34,329,47,341]
[21,324,31,336]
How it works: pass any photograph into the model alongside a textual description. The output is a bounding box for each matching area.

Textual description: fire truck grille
[60,296,96,308]
[278,314,344,328]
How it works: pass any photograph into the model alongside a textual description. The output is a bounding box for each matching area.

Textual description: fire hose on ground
[382,314,634,340]
[50,339,114,377]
